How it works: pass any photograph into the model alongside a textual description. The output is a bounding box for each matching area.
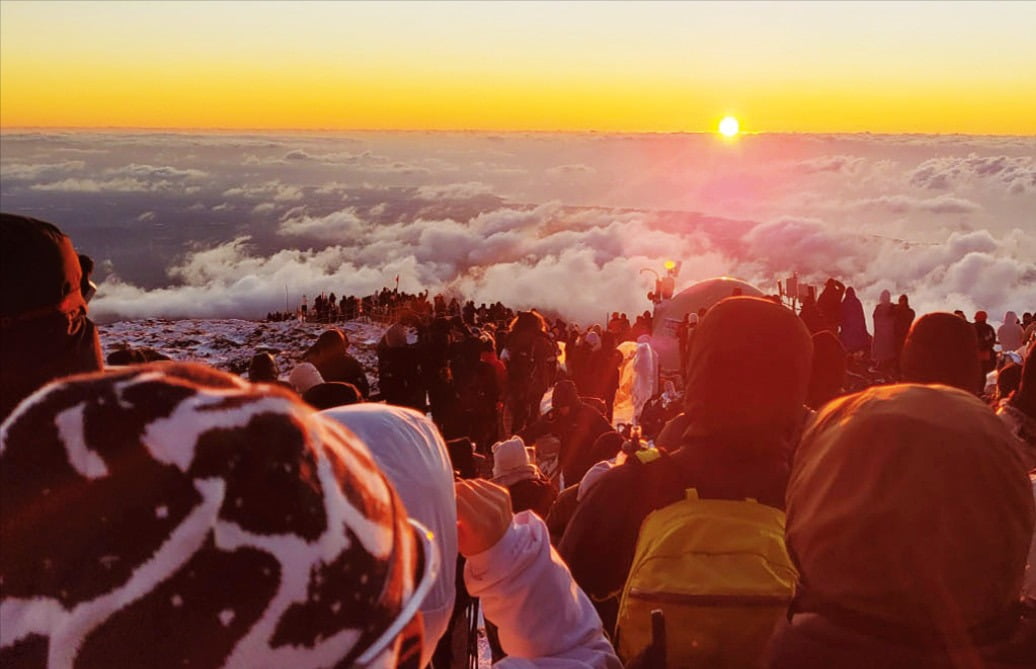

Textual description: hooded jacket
[872,290,898,364]
[900,312,982,393]
[839,287,870,354]
[770,384,1035,667]
[560,297,813,632]
[320,403,457,669]
[999,312,1025,352]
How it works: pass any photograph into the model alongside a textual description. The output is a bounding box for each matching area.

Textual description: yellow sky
[2,1,1035,133]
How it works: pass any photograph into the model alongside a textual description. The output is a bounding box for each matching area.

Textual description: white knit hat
[491,436,541,487]
[289,361,324,394]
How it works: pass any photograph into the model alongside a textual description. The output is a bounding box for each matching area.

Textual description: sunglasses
[354,517,441,666]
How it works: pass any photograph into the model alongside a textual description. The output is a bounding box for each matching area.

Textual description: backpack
[615,488,796,668]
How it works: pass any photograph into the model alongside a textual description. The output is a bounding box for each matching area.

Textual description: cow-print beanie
[1,362,425,668]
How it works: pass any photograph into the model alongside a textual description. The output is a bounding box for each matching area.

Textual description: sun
[718,116,740,137]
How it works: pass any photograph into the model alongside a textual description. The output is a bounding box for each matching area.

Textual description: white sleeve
[464,511,621,669]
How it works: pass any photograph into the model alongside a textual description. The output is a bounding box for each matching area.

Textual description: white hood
[321,403,457,666]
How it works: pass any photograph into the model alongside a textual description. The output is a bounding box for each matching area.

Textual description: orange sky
[3,1,1035,133]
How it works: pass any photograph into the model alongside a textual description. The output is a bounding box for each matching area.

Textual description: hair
[509,310,547,335]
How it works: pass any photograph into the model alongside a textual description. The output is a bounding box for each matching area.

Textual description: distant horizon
[2,127,1033,139]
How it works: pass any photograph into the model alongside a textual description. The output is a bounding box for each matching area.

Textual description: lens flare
[719,116,740,137]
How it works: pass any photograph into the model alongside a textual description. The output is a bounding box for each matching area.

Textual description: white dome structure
[651,277,764,370]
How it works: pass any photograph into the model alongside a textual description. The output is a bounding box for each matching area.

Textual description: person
[892,294,916,367]
[303,329,370,399]
[838,287,870,355]
[999,311,1025,353]
[491,436,558,519]
[245,352,292,390]
[502,311,557,433]
[319,403,458,668]
[816,278,845,333]
[521,379,614,487]
[0,213,104,422]
[377,321,421,408]
[871,290,897,376]
[631,335,659,423]
[0,362,621,668]
[900,312,982,393]
[798,292,824,334]
[768,384,1035,667]
[560,297,813,633]
[580,331,623,420]
[806,331,847,410]
[997,342,1036,471]
[975,311,998,382]
[302,381,363,409]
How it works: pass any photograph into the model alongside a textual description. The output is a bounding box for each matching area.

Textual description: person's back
[0,213,103,421]
[872,290,897,367]
[522,380,614,486]
[560,297,813,638]
[999,311,1024,352]
[900,312,982,393]
[768,384,1035,668]
[305,328,370,398]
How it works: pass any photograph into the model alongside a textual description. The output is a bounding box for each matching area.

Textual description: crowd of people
[2,211,1035,668]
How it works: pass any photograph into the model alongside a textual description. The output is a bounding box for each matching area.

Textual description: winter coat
[999,312,1025,352]
[560,297,811,633]
[314,353,370,399]
[771,384,1035,667]
[466,512,622,668]
[839,287,870,354]
[521,402,614,487]
[900,312,982,393]
[871,291,897,363]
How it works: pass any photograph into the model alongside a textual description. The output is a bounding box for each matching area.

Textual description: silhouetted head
[1,213,103,421]
[901,312,981,393]
[683,297,812,442]
[248,352,279,382]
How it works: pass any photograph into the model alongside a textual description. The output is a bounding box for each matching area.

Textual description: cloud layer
[1,130,1033,328]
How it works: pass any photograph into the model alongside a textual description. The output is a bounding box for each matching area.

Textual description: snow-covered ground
[98,318,387,392]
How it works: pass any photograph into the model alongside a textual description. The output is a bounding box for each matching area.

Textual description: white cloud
[278,208,368,241]
[415,181,494,200]
[0,160,85,180]
[849,194,981,215]
[30,178,155,193]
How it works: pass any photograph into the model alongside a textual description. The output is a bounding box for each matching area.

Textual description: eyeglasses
[354,517,441,666]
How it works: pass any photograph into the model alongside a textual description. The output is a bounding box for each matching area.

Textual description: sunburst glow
[719,116,740,137]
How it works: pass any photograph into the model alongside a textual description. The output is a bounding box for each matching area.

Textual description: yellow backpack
[615,488,796,668]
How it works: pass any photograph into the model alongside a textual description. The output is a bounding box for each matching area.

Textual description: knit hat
[0,362,435,667]
[0,213,87,322]
[491,436,540,486]
[289,361,324,393]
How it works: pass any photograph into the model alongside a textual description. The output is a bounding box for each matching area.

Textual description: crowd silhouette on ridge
[2,211,1034,668]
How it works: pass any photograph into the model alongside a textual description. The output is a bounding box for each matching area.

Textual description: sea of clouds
[1,130,1033,329]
